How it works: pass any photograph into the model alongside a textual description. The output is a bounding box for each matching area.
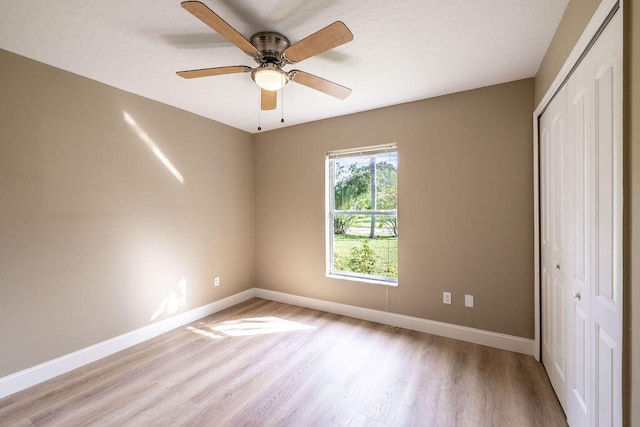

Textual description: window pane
[334,156,372,210]
[375,154,398,210]
[332,213,398,280]
[333,152,397,211]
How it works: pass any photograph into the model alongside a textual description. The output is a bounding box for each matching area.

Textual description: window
[327,145,398,284]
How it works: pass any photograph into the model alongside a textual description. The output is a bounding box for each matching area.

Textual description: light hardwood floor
[0,298,567,426]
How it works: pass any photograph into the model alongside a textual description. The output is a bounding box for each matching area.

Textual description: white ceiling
[0,0,568,134]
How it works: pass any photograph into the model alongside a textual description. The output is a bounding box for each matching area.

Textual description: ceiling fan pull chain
[281,76,285,124]
[257,87,262,131]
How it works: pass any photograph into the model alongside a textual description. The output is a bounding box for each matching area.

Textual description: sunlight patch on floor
[185,326,224,339]
[205,316,316,337]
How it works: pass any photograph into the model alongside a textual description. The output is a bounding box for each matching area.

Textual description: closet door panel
[572,304,588,412]
[595,63,617,306]
[540,85,568,411]
[595,326,616,425]
[566,55,593,427]
[589,13,623,425]
[541,128,552,361]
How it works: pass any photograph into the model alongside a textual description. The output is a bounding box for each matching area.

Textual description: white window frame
[325,144,398,286]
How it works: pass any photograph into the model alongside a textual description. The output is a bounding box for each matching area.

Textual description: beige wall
[254,79,535,339]
[534,0,639,423]
[0,49,255,377]
[534,0,602,105]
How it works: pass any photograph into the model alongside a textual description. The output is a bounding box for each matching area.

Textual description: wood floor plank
[0,298,567,426]
[0,325,199,425]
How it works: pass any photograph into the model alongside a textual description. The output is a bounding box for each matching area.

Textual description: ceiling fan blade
[283,21,353,64]
[261,89,277,110]
[176,66,251,79]
[289,70,351,100]
[181,1,259,56]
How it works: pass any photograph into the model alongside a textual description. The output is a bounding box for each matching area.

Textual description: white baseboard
[254,288,535,356]
[0,289,255,400]
[1,287,534,400]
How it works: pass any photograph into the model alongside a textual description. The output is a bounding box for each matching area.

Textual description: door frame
[532,0,621,362]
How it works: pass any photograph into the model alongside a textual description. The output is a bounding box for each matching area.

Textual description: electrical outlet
[465,294,474,308]
[214,276,220,287]
[443,291,451,305]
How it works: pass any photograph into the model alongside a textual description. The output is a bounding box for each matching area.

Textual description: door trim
[533,0,621,362]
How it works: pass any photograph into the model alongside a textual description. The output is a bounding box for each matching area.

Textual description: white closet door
[542,10,622,427]
[566,34,593,427]
[566,11,622,426]
[540,84,569,412]
[588,11,622,426]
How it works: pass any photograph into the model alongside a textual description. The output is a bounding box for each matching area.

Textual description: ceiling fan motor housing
[250,32,290,67]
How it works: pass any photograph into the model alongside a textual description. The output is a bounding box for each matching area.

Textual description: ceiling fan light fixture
[252,65,288,91]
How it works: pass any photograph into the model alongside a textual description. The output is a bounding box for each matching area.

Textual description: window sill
[327,273,398,287]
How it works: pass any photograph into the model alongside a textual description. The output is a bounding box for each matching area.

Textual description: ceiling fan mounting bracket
[250,32,291,67]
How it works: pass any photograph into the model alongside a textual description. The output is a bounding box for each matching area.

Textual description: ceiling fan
[176,1,354,111]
